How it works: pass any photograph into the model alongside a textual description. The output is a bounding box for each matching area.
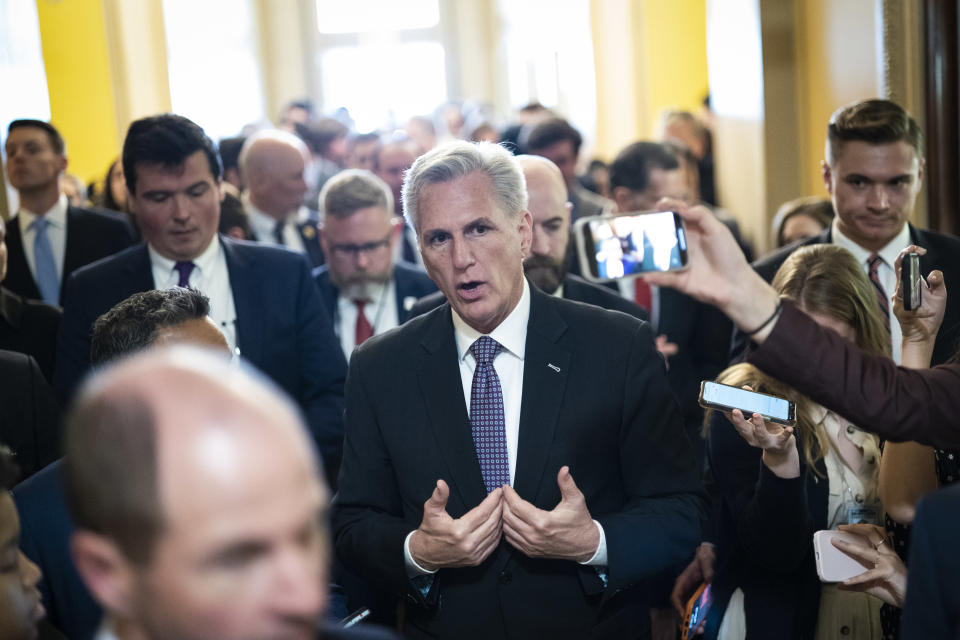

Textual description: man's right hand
[670,542,716,617]
[409,480,504,571]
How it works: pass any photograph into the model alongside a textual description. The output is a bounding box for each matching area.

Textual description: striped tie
[867,254,891,334]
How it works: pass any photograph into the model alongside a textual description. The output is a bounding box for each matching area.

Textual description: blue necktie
[30,217,59,305]
[469,336,510,493]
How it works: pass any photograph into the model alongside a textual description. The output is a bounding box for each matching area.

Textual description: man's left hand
[502,466,599,562]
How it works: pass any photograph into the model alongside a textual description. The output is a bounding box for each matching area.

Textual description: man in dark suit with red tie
[2,120,136,306]
[333,140,704,638]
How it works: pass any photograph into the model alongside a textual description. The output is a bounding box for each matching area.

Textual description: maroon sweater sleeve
[747,300,960,449]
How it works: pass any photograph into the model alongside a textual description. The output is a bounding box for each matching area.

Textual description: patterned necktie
[173,261,195,288]
[354,299,374,346]
[469,336,509,493]
[867,254,891,334]
[273,220,286,245]
[30,217,59,305]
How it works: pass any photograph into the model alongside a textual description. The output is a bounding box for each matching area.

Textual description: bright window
[316,0,439,33]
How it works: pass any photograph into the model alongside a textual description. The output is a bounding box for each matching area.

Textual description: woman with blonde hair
[703,244,893,640]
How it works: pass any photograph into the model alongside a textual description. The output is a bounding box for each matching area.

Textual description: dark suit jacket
[13,460,101,640]
[749,300,960,449]
[53,237,347,482]
[251,208,326,268]
[0,351,60,479]
[0,286,61,382]
[3,205,137,305]
[332,285,705,639]
[900,482,960,637]
[735,224,960,366]
[313,262,437,328]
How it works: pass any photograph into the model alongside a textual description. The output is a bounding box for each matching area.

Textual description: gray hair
[401,140,528,231]
[319,169,393,219]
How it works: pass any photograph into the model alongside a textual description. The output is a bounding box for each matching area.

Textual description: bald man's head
[66,347,328,640]
[240,131,310,219]
[517,155,572,294]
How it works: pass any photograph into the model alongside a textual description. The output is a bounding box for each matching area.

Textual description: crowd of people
[0,94,957,640]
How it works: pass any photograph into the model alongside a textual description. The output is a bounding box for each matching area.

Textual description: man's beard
[524,252,569,295]
[331,269,392,301]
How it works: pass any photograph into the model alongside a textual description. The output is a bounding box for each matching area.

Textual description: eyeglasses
[330,232,392,258]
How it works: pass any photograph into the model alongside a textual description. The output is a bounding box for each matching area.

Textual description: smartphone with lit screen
[573,210,688,282]
[681,583,712,640]
[698,381,796,426]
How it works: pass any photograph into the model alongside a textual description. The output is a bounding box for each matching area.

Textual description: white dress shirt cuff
[404,530,438,577]
[579,520,608,566]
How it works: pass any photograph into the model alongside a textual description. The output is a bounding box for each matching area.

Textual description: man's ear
[518,210,533,258]
[820,160,833,193]
[611,186,631,213]
[71,531,141,618]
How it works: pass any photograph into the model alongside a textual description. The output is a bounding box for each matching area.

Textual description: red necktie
[354,300,374,346]
[633,277,652,312]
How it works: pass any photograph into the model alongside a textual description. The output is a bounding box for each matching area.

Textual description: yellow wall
[35,0,119,184]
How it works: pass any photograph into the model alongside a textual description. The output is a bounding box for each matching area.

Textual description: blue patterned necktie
[173,261,195,288]
[30,217,59,305]
[469,336,510,493]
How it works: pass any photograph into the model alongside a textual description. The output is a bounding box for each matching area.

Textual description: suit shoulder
[913,226,960,253]
[0,349,33,370]
[408,289,446,318]
[751,235,824,280]
[563,275,648,321]
[549,291,650,338]
[223,237,311,269]
[68,243,146,285]
[69,205,133,229]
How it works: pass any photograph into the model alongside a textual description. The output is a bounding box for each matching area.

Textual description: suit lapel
[62,206,84,281]
[221,238,263,364]
[513,288,570,501]
[298,223,325,267]
[416,306,488,512]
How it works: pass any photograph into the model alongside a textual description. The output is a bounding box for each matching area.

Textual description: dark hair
[218,136,247,172]
[523,118,583,155]
[122,114,221,195]
[0,445,20,491]
[64,392,160,565]
[102,160,124,212]
[91,288,211,365]
[609,141,681,193]
[7,119,65,154]
[771,196,835,247]
[297,118,348,156]
[826,99,923,164]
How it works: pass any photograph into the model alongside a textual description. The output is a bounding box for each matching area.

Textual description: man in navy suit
[53,114,347,484]
[239,129,326,267]
[2,119,136,306]
[313,169,436,360]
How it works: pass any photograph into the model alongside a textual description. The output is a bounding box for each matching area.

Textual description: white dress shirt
[244,194,308,255]
[149,236,238,352]
[336,279,400,360]
[831,218,911,364]
[17,193,68,283]
[404,279,607,575]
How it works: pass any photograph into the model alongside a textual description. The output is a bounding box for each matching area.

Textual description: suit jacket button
[498,570,512,585]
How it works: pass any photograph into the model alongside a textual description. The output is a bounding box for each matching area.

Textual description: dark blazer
[0,286,61,382]
[704,411,828,640]
[3,205,137,305]
[749,300,960,449]
[900,482,960,637]
[409,274,649,323]
[332,285,705,639]
[0,351,60,479]
[53,237,347,482]
[735,224,960,366]
[13,460,101,640]
[251,208,326,268]
[313,262,437,327]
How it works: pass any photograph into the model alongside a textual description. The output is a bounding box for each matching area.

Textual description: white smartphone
[698,380,796,426]
[573,210,689,282]
[813,530,871,582]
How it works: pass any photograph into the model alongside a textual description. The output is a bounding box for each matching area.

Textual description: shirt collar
[148,234,221,275]
[831,217,912,267]
[452,278,530,362]
[18,193,68,230]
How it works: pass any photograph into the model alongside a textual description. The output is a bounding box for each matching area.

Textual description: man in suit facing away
[313,170,436,361]
[2,120,136,306]
[333,141,704,638]
[239,129,326,267]
[54,114,347,486]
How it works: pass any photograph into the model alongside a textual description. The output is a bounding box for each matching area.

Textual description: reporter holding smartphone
[699,245,890,639]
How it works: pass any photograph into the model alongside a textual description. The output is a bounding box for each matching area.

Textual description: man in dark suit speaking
[332,141,704,638]
[313,169,436,361]
[53,114,347,483]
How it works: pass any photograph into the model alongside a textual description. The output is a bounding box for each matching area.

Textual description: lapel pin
[547,363,561,373]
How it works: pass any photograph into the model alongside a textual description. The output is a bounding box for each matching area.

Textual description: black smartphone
[573,210,688,282]
[902,251,921,311]
[698,380,796,426]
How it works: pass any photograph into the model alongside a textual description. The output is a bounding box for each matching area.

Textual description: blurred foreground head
[64,347,329,640]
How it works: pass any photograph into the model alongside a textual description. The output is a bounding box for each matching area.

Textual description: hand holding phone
[681,583,712,640]
[574,210,688,282]
[892,245,948,348]
[698,381,796,426]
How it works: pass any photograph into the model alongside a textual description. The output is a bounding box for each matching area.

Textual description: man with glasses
[314,170,436,360]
